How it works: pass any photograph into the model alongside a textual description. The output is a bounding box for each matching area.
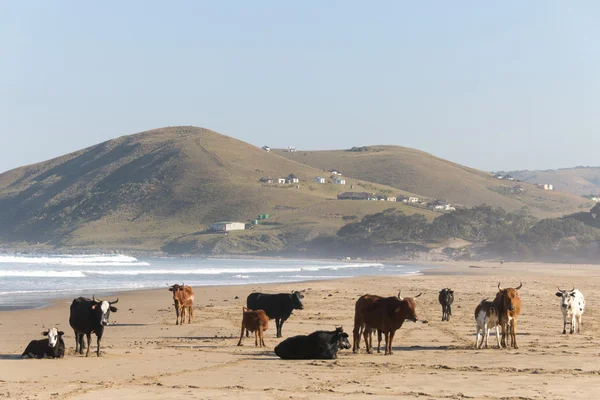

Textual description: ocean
[0,254,436,310]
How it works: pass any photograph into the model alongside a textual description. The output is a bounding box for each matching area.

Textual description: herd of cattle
[20,281,586,360]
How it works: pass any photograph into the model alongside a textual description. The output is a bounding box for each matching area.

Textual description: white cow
[474,299,501,349]
[555,287,585,334]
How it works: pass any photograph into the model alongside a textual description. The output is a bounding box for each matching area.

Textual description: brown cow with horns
[168,283,194,325]
[495,282,522,349]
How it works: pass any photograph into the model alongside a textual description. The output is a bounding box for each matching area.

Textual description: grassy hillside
[0,127,437,253]
[274,146,593,218]
[503,167,600,196]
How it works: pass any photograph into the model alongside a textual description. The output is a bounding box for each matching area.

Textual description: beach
[2,260,600,399]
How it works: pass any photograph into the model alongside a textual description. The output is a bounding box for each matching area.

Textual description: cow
[555,287,585,334]
[69,295,119,357]
[352,290,425,355]
[237,307,269,347]
[21,328,65,359]
[474,298,501,349]
[246,291,304,338]
[438,288,454,321]
[495,282,522,349]
[168,283,194,325]
[274,326,352,359]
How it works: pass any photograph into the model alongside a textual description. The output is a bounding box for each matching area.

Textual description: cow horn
[516,282,522,290]
[397,290,403,300]
[497,283,503,291]
[110,298,119,305]
[414,293,422,298]
[571,286,574,292]
[92,295,101,303]
[558,286,563,292]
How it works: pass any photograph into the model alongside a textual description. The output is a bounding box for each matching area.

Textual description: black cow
[274,327,351,359]
[439,288,454,321]
[69,295,118,357]
[21,328,65,359]
[246,291,304,337]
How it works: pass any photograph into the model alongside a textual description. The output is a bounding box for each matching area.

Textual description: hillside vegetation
[0,127,436,253]
[504,167,600,196]
[274,146,593,218]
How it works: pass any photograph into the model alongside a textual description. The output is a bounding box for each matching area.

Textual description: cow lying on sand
[275,327,351,359]
[237,307,269,347]
[21,328,65,359]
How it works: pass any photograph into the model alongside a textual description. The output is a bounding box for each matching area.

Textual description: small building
[377,195,386,201]
[337,192,370,200]
[210,222,246,232]
[335,177,346,185]
[407,196,419,203]
[262,145,271,152]
[315,176,326,184]
[287,174,299,184]
[544,184,553,191]
[494,174,504,179]
[591,197,600,202]
[259,177,274,184]
[277,178,286,184]
[329,169,341,175]
[387,197,397,202]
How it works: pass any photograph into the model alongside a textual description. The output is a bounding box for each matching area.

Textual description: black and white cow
[555,287,585,334]
[21,328,65,359]
[274,327,351,359]
[69,295,119,357]
[246,291,304,337]
[438,288,454,321]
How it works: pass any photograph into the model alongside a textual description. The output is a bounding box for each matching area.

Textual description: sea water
[0,254,435,310]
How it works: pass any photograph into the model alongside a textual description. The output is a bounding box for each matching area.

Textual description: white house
[329,169,341,175]
[210,222,245,232]
[335,177,346,185]
[591,197,600,202]
[277,178,286,184]
[544,184,553,191]
[387,197,397,202]
[287,174,299,184]
[315,176,326,184]
[407,197,419,203]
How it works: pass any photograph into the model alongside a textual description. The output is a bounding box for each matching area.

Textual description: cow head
[555,286,576,311]
[42,328,64,348]
[497,282,522,312]
[333,326,351,350]
[91,295,119,326]
[439,288,454,304]
[291,291,304,310]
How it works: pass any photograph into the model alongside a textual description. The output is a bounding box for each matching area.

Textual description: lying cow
[237,307,269,347]
[21,328,65,359]
[438,288,454,321]
[353,290,425,355]
[69,295,118,357]
[274,327,351,359]
[168,283,194,325]
[474,298,501,349]
[556,287,585,334]
[246,291,304,337]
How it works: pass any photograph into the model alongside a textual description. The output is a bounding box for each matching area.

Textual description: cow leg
[387,331,396,355]
[511,319,518,349]
[255,330,259,347]
[484,327,489,348]
[377,330,382,353]
[174,301,180,325]
[577,314,582,333]
[383,332,390,355]
[495,325,501,349]
[570,314,575,334]
[352,324,361,354]
[500,321,507,348]
[475,325,481,349]
[181,307,186,327]
[85,333,92,357]
[237,322,245,346]
[96,334,102,357]
[562,315,567,334]
[278,318,286,338]
[245,329,249,338]
[188,305,193,324]
[260,329,266,347]
[363,328,372,354]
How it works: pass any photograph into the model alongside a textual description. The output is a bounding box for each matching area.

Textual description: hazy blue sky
[1,1,599,173]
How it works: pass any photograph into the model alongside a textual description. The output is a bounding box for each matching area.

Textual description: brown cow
[237,307,269,347]
[168,283,194,325]
[352,290,424,355]
[495,282,522,349]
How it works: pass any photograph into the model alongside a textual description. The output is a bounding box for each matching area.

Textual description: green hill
[274,146,593,218]
[0,127,437,253]
[502,167,600,196]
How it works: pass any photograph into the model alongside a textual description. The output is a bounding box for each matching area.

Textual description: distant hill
[501,167,600,196]
[274,146,593,218]
[0,127,436,253]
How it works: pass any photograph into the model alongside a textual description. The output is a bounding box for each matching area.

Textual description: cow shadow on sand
[0,354,23,360]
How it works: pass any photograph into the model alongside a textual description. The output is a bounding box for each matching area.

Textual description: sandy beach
[2,260,600,399]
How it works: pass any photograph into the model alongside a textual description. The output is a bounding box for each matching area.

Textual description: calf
[274,327,351,359]
[555,287,585,334]
[246,291,304,337]
[438,288,454,321]
[21,328,65,359]
[353,290,424,355]
[495,282,522,349]
[69,295,118,357]
[168,283,194,325]
[237,307,269,347]
[474,299,501,349]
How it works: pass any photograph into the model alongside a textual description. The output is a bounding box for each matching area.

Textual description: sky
[1,1,599,174]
